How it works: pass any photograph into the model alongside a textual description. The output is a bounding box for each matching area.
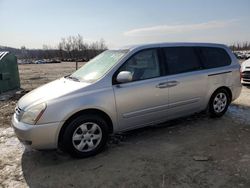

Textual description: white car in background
[34,60,46,64]
[241,58,250,85]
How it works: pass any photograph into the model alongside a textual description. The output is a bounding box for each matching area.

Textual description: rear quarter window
[199,47,231,69]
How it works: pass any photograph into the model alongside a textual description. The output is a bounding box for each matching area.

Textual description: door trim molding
[123,97,199,118]
[208,71,232,76]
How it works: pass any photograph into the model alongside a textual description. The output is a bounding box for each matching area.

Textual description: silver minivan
[12,43,242,157]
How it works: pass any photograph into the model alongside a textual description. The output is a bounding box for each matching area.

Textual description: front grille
[15,106,21,114]
[243,79,250,82]
[15,106,23,121]
[242,71,250,79]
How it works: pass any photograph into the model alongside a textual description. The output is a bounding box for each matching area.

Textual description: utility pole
[76,61,78,70]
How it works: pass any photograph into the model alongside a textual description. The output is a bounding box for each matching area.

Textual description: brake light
[240,68,242,80]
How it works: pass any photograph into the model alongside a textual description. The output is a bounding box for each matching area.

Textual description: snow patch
[227,105,250,124]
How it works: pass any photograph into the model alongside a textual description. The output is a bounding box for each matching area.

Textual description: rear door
[162,47,207,118]
[113,48,169,131]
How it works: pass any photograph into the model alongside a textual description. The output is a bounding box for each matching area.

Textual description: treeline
[229,42,250,51]
[57,34,107,61]
[2,39,249,61]
[0,34,108,61]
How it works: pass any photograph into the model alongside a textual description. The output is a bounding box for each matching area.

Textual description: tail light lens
[240,68,242,80]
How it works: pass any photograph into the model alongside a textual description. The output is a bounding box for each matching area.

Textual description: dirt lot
[0,62,250,188]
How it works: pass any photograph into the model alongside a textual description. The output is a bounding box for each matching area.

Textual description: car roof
[116,42,228,51]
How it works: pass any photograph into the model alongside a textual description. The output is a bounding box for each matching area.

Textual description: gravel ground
[0,62,250,188]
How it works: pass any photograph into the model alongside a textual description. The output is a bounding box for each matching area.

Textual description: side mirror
[116,71,132,83]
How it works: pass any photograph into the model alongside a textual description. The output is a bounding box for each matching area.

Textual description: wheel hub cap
[72,122,102,152]
[213,93,227,113]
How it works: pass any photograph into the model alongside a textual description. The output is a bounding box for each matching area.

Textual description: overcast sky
[0,0,250,49]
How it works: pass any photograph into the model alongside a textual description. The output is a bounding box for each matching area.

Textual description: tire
[61,114,109,158]
[209,89,230,118]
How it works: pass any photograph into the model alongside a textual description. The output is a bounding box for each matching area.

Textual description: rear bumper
[11,114,61,149]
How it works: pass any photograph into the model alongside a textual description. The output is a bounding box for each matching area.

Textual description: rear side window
[163,47,202,75]
[199,47,231,69]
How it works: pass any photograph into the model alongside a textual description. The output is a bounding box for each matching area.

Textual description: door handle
[156,81,179,89]
[166,81,179,87]
[156,82,168,88]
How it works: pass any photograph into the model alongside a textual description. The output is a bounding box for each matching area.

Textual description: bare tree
[20,46,29,59]
[230,42,250,51]
[99,38,107,50]
[65,37,72,57]
[58,42,64,59]
[57,34,108,61]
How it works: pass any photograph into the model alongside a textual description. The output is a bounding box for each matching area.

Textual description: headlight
[20,103,47,125]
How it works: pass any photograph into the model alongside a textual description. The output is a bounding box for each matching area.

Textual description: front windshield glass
[70,50,128,82]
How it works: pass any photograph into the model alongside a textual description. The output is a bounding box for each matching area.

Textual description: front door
[113,49,169,131]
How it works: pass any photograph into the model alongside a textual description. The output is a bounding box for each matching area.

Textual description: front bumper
[242,70,250,84]
[11,114,61,149]
[241,78,250,84]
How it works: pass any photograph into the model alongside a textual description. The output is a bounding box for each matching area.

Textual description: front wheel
[61,114,109,158]
[209,89,230,118]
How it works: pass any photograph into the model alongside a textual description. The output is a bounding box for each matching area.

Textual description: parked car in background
[33,59,61,64]
[17,59,34,64]
[34,60,46,64]
[47,59,61,64]
[234,51,250,60]
[12,43,242,158]
[241,58,250,85]
[246,53,250,59]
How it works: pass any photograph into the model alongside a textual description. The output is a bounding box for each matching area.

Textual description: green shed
[0,52,20,93]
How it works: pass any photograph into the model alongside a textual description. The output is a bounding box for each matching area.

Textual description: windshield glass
[70,50,128,82]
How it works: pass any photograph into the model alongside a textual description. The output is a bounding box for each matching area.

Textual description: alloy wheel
[72,122,102,152]
[213,92,227,113]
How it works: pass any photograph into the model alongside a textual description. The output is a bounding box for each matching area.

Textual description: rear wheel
[209,89,230,118]
[61,114,109,158]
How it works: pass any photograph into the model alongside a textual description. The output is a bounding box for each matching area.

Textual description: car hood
[18,77,91,110]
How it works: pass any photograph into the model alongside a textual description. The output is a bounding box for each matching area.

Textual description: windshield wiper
[65,75,81,82]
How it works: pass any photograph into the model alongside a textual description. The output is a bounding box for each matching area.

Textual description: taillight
[240,68,242,80]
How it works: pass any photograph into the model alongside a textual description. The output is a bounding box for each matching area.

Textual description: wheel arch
[206,86,232,111]
[58,108,114,147]
[211,86,232,102]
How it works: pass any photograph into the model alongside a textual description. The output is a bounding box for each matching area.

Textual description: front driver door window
[119,49,160,82]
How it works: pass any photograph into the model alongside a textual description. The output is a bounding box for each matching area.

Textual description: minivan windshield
[70,50,128,82]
